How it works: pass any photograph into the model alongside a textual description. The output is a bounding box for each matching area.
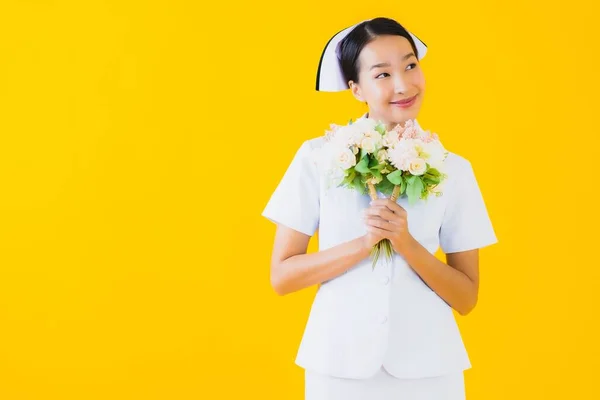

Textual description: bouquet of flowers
[313,117,449,269]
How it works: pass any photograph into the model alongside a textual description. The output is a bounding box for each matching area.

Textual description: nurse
[262,17,498,400]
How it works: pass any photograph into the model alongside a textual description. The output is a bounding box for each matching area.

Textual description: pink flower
[396,119,418,139]
[401,127,418,139]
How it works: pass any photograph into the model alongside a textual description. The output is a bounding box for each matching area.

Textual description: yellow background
[1,0,598,398]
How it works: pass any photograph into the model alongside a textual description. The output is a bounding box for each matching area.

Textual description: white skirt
[305,366,465,400]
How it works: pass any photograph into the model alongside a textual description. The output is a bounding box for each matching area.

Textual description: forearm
[399,239,477,315]
[272,236,370,296]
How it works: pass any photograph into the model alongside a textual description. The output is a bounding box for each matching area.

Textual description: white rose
[335,147,357,170]
[382,131,400,148]
[360,137,376,153]
[408,158,427,176]
[330,126,353,147]
[344,123,368,146]
[361,130,383,153]
[350,129,365,147]
[353,117,378,131]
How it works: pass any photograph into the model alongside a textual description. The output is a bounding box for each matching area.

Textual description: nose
[393,74,410,94]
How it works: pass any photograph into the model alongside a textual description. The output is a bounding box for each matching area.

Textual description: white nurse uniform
[262,116,498,399]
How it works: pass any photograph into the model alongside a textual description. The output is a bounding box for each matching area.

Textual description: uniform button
[380,316,388,324]
[381,276,390,285]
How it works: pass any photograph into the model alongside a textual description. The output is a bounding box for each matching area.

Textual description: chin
[389,108,419,124]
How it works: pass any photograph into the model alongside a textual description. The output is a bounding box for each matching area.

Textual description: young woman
[262,17,498,400]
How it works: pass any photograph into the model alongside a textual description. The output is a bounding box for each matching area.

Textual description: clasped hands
[362,198,416,254]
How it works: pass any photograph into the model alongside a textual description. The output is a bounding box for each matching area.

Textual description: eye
[407,63,418,70]
[375,72,390,79]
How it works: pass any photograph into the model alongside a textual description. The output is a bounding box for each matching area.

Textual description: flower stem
[391,185,401,201]
[367,182,378,201]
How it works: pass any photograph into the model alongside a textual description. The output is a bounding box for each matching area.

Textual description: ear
[349,81,365,102]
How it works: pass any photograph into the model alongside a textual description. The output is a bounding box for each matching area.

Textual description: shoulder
[443,150,473,174]
[439,150,478,197]
[276,136,327,181]
[301,136,327,152]
[288,136,327,169]
[283,136,326,157]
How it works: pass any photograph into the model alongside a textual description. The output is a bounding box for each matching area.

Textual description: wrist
[359,235,373,255]
[394,234,418,255]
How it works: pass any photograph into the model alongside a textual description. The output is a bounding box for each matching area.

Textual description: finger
[366,225,388,238]
[363,214,383,226]
[384,199,406,214]
[371,199,406,215]
[368,208,398,223]
[372,215,406,232]
[365,217,396,232]
[363,205,390,217]
[365,207,405,224]
[364,205,388,216]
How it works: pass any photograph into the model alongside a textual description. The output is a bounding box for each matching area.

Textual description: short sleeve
[261,140,320,236]
[439,159,498,253]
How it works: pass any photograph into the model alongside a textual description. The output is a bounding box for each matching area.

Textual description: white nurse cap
[315,19,428,92]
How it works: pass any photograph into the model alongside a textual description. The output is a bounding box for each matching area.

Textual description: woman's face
[349,35,425,129]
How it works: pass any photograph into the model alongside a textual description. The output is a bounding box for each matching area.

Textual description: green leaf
[426,168,441,177]
[423,175,441,185]
[355,157,370,174]
[400,177,407,195]
[342,170,356,186]
[374,123,386,136]
[351,175,363,193]
[360,147,368,159]
[368,155,380,168]
[376,179,395,196]
[406,177,424,205]
[377,161,395,172]
[386,170,403,185]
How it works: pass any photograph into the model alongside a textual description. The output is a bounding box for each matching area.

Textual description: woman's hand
[361,221,386,249]
[363,198,416,254]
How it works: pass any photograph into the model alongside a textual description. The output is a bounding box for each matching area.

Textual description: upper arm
[446,249,479,290]
[438,159,495,304]
[270,224,311,269]
[261,140,321,284]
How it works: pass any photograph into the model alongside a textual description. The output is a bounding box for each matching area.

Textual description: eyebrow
[369,52,416,70]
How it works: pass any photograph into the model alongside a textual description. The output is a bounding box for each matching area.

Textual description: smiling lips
[390,95,417,108]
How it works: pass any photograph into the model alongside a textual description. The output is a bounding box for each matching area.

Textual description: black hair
[338,17,423,88]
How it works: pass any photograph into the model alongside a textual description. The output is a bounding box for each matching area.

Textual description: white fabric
[316,19,428,92]
[261,115,498,380]
[316,23,360,93]
[305,366,465,400]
